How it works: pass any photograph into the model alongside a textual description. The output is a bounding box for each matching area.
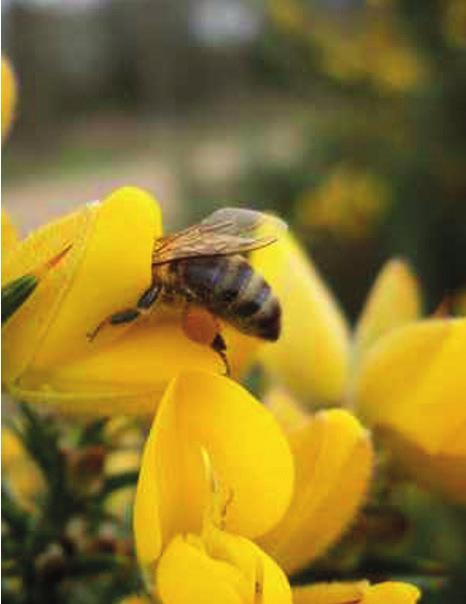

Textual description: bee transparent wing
[152,207,287,265]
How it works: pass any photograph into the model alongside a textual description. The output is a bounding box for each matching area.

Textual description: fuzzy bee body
[89,207,286,373]
[155,254,281,341]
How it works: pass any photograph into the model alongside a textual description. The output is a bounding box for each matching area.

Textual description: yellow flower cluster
[268,0,428,93]
[297,164,390,238]
[1,58,426,603]
[253,231,466,505]
[2,187,424,603]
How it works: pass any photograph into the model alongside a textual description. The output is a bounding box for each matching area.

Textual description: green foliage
[2,405,142,604]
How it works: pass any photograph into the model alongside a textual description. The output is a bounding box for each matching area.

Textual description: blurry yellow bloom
[269,0,307,36]
[353,258,422,361]
[2,187,226,414]
[297,166,390,238]
[293,580,420,604]
[372,44,427,93]
[354,318,466,503]
[251,230,350,406]
[309,13,426,93]
[2,56,17,141]
[103,415,145,517]
[2,426,44,508]
[259,243,466,502]
[259,405,373,575]
[104,446,141,518]
[133,371,294,601]
[443,0,466,48]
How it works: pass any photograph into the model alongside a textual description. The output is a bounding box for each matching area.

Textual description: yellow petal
[355,318,466,455]
[362,582,421,604]
[251,231,350,406]
[10,318,220,415]
[264,387,310,434]
[293,581,420,604]
[353,258,422,360]
[134,371,294,567]
[3,187,168,412]
[3,204,96,384]
[156,528,292,604]
[293,581,369,604]
[258,409,372,575]
[32,187,162,370]
[377,423,466,504]
[354,317,466,502]
[2,57,17,141]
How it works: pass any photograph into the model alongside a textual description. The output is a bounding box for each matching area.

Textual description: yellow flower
[251,231,350,406]
[2,426,44,508]
[157,526,291,604]
[258,404,373,576]
[354,317,466,503]
[293,580,420,604]
[297,166,390,239]
[258,240,466,503]
[2,56,17,141]
[2,187,230,414]
[133,371,417,603]
[133,370,294,602]
[352,258,422,362]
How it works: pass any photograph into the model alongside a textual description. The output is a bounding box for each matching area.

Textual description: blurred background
[2,0,466,318]
[2,2,466,602]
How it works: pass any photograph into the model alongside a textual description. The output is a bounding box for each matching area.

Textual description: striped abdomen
[163,255,281,341]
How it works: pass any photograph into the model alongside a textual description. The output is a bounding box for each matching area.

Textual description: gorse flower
[296,165,390,238]
[133,371,420,604]
[2,189,224,413]
[252,234,466,504]
[2,187,269,414]
[258,399,373,575]
[133,371,294,603]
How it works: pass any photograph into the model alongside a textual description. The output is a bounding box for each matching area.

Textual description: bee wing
[152,207,287,265]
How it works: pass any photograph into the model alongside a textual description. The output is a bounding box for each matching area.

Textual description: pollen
[182,306,220,346]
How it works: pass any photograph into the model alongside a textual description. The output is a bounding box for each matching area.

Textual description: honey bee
[88,208,286,374]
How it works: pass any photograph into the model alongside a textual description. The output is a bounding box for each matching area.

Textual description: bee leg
[211,333,231,377]
[87,284,161,341]
[87,308,141,341]
[137,283,162,312]
[181,306,231,376]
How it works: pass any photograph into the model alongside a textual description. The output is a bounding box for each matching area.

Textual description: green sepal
[2,274,38,324]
